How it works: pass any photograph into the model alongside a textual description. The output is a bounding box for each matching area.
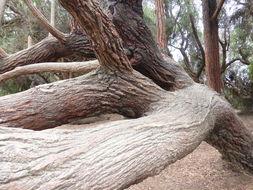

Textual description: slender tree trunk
[155,0,168,53]
[50,0,56,27]
[49,0,56,37]
[0,33,95,74]
[28,35,33,47]
[202,0,222,93]
[0,0,7,26]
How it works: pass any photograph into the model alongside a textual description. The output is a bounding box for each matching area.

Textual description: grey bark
[0,0,252,190]
[0,0,7,26]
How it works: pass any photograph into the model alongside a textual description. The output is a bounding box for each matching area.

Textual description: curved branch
[23,0,66,41]
[0,34,95,74]
[211,0,226,21]
[0,84,223,190]
[221,58,251,73]
[189,14,205,78]
[0,60,99,83]
[58,0,132,73]
[0,47,8,58]
[0,69,162,130]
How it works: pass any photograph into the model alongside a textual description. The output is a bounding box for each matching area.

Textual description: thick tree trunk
[202,0,222,93]
[206,108,253,173]
[109,0,193,90]
[0,0,252,189]
[0,83,227,190]
[155,0,168,53]
[0,69,161,130]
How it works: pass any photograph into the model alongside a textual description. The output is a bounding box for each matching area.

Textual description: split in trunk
[0,0,252,189]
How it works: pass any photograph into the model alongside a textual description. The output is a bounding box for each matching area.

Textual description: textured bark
[0,60,99,83]
[58,0,132,73]
[0,69,162,130]
[1,82,251,189]
[110,0,193,90]
[202,0,222,93]
[0,47,7,58]
[0,33,95,74]
[206,107,253,173]
[211,0,226,20]
[0,0,252,189]
[155,0,168,52]
[0,83,228,190]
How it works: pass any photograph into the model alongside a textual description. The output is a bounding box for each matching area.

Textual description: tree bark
[0,33,95,74]
[0,0,252,189]
[0,0,7,26]
[58,0,132,73]
[202,0,222,93]
[0,60,99,83]
[155,0,168,53]
[0,83,228,190]
[109,0,193,90]
[0,69,161,130]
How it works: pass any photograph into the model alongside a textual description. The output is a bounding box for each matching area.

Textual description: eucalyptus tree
[0,0,252,189]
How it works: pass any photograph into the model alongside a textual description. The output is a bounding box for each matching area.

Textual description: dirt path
[127,114,253,190]
[58,113,253,190]
[127,142,253,190]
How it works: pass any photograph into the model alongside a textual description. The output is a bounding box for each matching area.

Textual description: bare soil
[59,113,253,190]
[127,113,253,190]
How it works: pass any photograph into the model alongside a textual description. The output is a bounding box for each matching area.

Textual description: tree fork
[0,34,95,74]
[109,0,193,90]
[0,0,252,189]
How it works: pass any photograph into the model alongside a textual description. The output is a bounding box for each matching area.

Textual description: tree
[164,0,205,82]
[202,0,225,93]
[0,0,7,26]
[155,0,168,53]
[0,0,252,189]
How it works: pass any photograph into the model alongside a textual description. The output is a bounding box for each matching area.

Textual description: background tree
[155,0,168,53]
[0,0,7,26]
[202,0,225,93]
[0,1,252,190]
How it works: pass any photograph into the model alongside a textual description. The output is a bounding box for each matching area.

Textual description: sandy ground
[59,113,253,190]
[127,113,253,190]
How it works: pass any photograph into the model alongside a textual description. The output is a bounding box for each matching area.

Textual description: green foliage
[249,64,253,80]
[0,0,71,95]
[143,5,156,37]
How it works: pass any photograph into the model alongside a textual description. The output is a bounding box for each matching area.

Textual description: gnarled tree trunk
[0,0,252,189]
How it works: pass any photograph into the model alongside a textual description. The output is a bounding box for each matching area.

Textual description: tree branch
[0,34,95,74]
[0,60,99,83]
[0,83,232,190]
[0,47,8,58]
[23,0,66,41]
[0,69,162,130]
[189,14,205,79]
[223,58,250,71]
[59,0,132,73]
[0,0,7,26]
[211,0,226,20]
